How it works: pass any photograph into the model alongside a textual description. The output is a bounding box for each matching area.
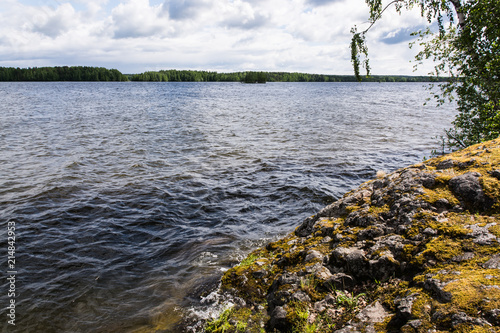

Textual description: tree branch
[361,0,405,34]
[448,0,466,28]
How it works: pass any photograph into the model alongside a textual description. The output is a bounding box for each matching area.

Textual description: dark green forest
[0,66,128,81]
[0,66,447,83]
[129,69,447,83]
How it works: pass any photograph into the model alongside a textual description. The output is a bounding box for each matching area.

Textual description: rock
[330,247,368,277]
[485,309,500,325]
[209,139,500,333]
[292,291,311,303]
[269,306,288,330]
[483,255,500,269]
[356,302,390,322]
[369,252,400,281]
[394,293,419,321]
[451,312,491,328]
[358,227,384,240]
[452,252,475,262]
[449,172,491,209]
[304,250,323,262]
[324,273,355,290]
[295,215,319,237]
[420,173,437,188]
[314,266,333,282]
[424,278,453,303]
[468,223,498,245]
[436,159,455,169]
[489,169,500,180]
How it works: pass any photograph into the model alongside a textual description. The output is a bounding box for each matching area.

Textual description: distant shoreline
[0,66,449,83]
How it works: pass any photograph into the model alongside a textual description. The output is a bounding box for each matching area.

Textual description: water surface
[0,82,455,332]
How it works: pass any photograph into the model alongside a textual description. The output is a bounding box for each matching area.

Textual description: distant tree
[352,0,500,149]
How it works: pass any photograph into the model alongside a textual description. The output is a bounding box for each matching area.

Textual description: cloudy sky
[0,0,436,75]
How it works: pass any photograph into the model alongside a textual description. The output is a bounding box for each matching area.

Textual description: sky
[0,0,437,75]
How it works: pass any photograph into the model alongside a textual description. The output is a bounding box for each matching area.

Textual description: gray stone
[489,169,500,180]
[304,250,323,262]
[356,301,389,322]
[483,255,500,269]
[449,172,491,209]
[394,293,419,320]
[269,306,288,330]
[292,291,311,303]
[436,159,456,169]
[424,278,453,303]
[452,252,475,262]
[330,247,368,276]
[421,173,437,188]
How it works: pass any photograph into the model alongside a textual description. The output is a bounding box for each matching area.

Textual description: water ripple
[0,82,456,332]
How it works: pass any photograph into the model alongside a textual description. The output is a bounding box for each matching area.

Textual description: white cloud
[111,0,171,38]
[0,0,440,75]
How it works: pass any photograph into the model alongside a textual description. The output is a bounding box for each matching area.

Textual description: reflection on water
[0,82,456,332]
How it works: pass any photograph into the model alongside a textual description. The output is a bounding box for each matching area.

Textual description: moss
[418,236,463,262]
[489,224,500,237]
[205,307,234,333]
[443,268,500,314]
[285,301,310,333]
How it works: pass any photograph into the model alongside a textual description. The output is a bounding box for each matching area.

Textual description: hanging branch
[350,0,405,81]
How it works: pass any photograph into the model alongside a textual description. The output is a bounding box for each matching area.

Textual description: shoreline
[193,138,500,332]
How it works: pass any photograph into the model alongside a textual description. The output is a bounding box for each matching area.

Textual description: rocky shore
[197,138,500,332]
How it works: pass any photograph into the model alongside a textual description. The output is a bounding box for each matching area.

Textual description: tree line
[0,66,128,81]
[0,66,448,83]
[129,69,446,83]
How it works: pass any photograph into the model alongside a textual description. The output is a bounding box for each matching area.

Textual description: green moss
[205,308,234,333]
[489,224,500,237]
[285,301,310,333]
[418,236,463,262]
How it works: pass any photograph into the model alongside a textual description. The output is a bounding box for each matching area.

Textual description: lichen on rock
[201,139,500,333]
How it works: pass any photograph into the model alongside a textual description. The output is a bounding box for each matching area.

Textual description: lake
[0,82,455,332]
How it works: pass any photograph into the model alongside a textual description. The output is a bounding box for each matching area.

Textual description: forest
[0,66,447,83]
[0,66,129,81]
[129,69,447,83]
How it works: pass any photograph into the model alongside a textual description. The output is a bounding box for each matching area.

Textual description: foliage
[0,66,128,81]
[335,291,366,309]
[352,0,500,149]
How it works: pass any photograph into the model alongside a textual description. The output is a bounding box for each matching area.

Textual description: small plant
[336,291,366,310]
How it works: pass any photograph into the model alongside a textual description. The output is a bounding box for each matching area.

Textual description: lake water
[0,82,456,332]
